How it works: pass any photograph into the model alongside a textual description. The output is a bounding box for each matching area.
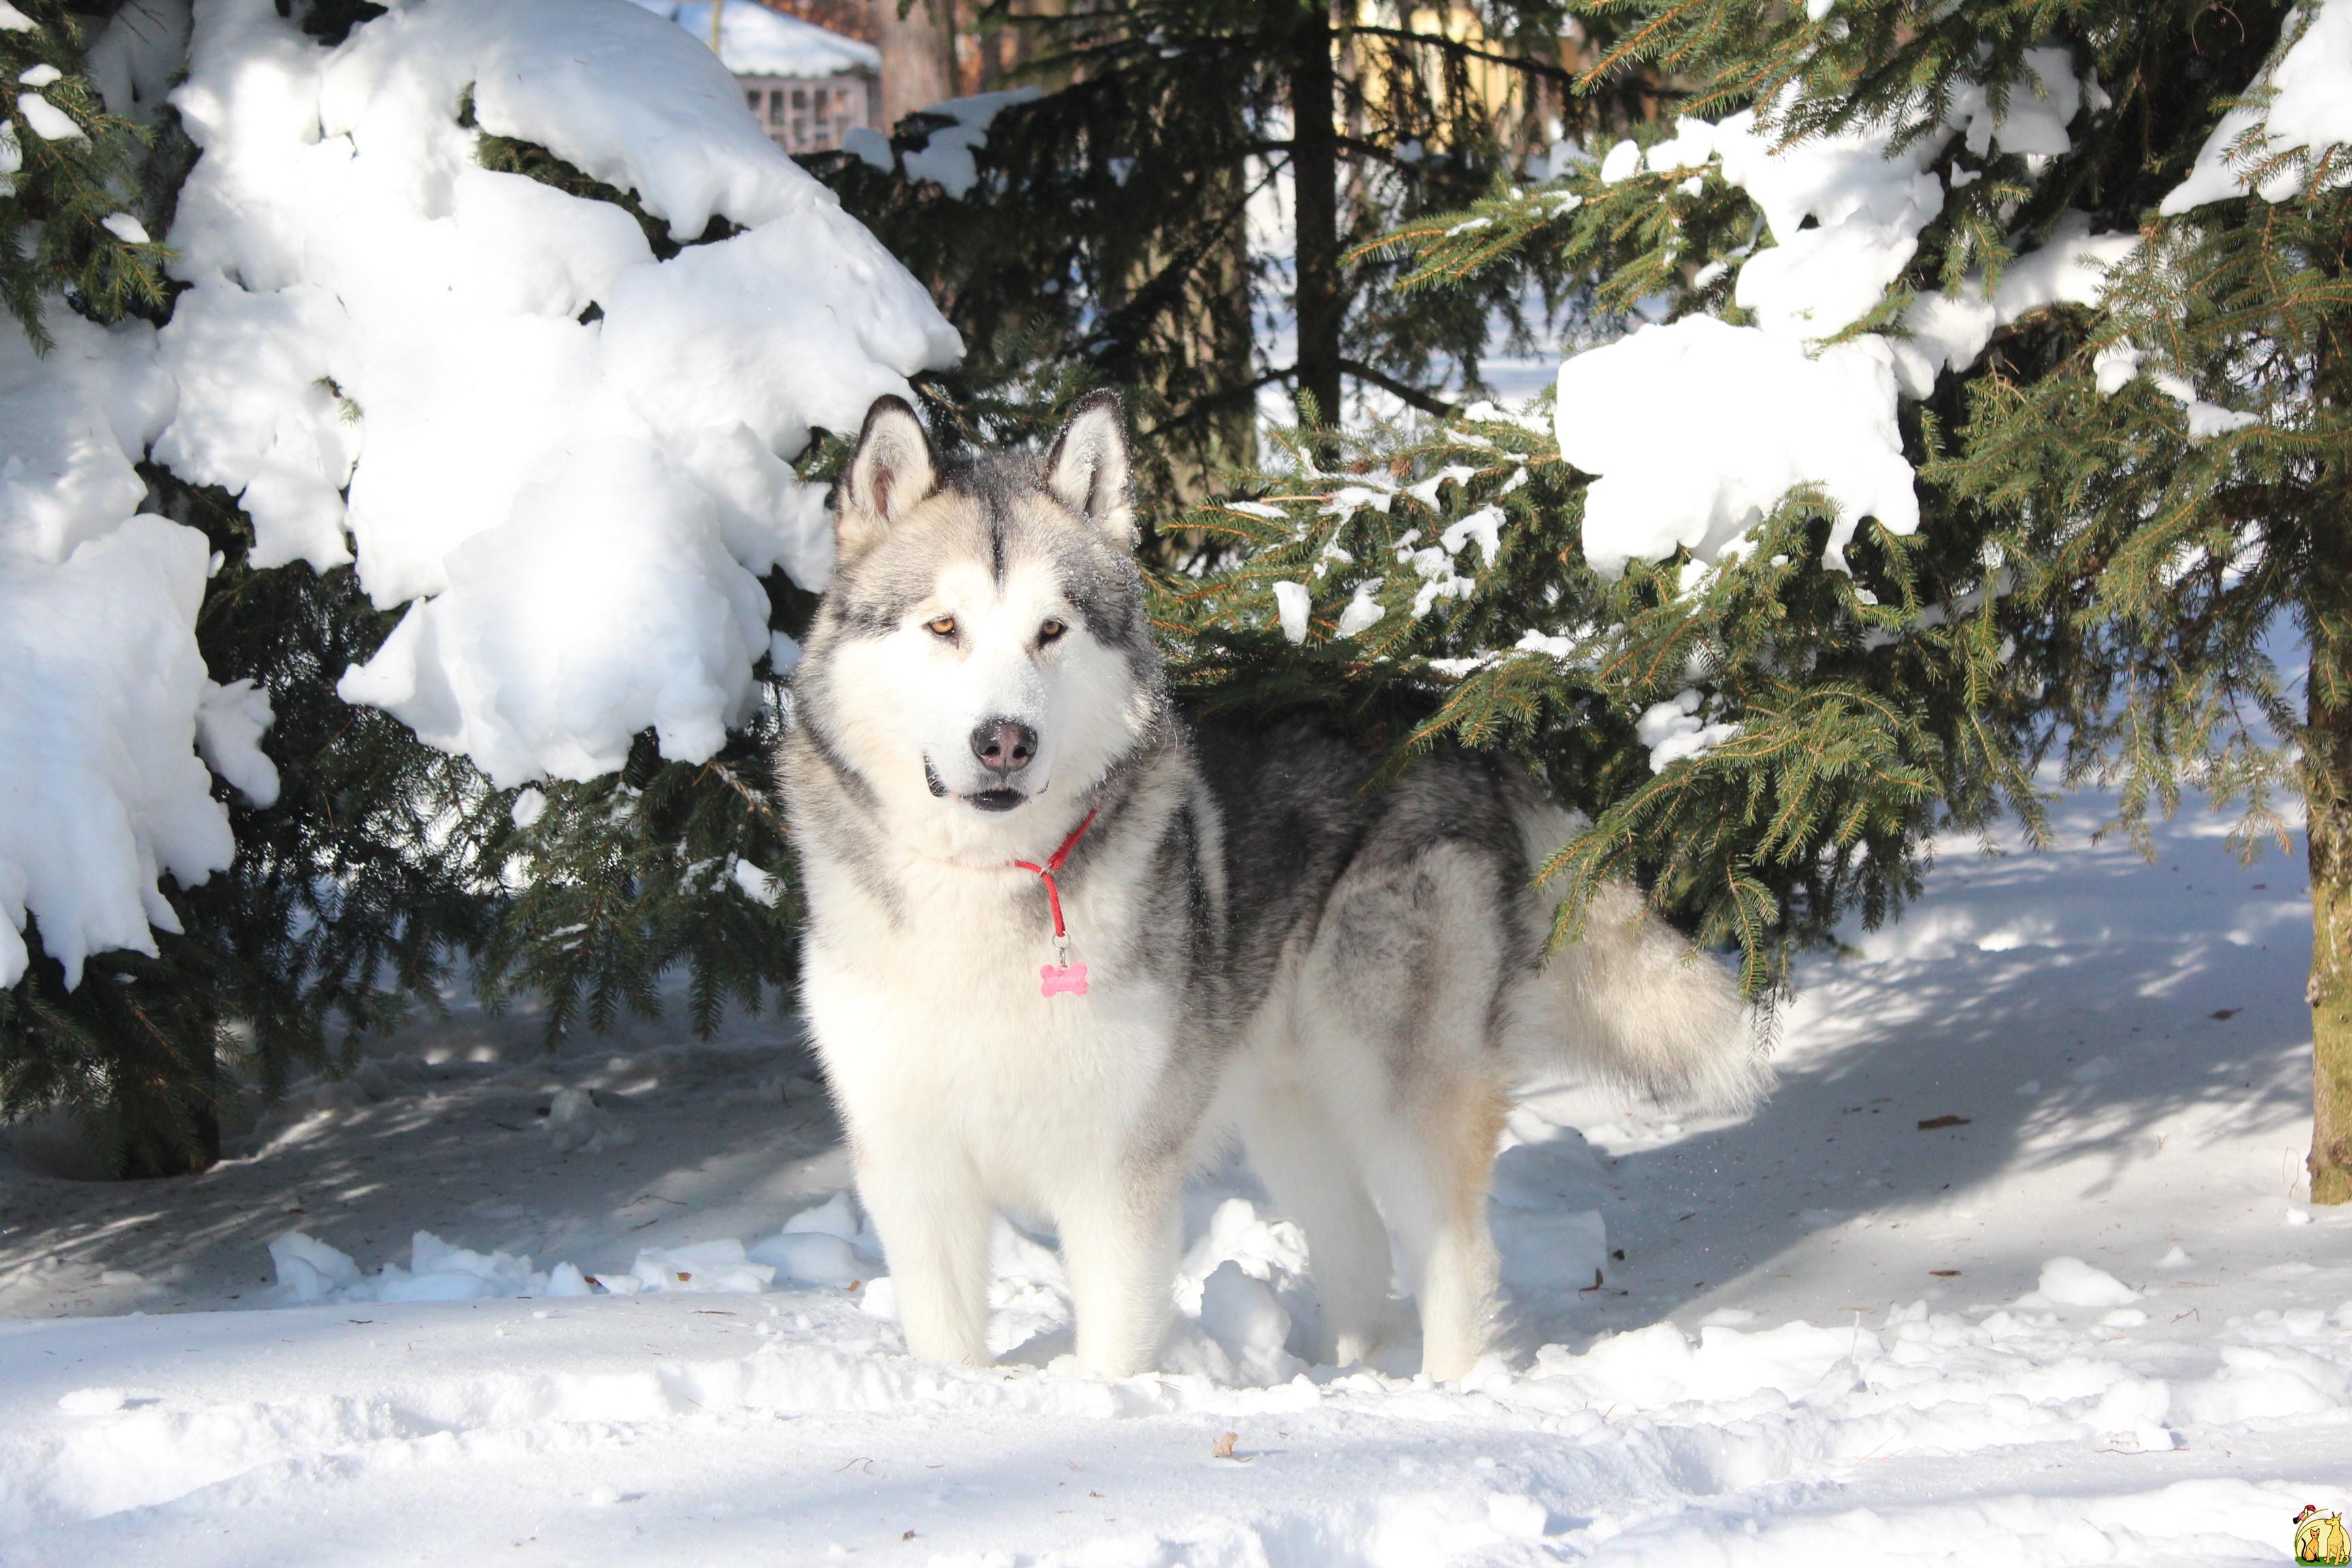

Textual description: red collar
[1011,807,1097,942]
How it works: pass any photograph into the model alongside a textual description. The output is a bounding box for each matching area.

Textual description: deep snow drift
[0,781,2344,1565]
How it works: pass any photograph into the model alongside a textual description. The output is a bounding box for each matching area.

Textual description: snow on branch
[1555,50,2137,580]
[159,0,960,789]
[1557,318,1916,579]
[0,0,960,985]
[2163,0,2352,214]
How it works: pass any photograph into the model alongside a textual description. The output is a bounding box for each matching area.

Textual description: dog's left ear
[1044,389,1134,548]
[838,395,938,564]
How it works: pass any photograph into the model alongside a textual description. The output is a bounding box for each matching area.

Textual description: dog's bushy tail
[1509,800,1771,1113]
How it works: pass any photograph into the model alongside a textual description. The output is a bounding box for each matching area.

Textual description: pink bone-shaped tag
[1039,962,1090,998]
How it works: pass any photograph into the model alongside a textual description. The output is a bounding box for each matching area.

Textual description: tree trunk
[873,0,957,129]
[117,1043,222,1179]
[2309,570,2352,1205]
[1288,2,1341,425]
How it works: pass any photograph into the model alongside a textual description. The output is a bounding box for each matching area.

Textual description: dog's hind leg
[1303,842,1514,1382]
[1360,1074,1508,1382]
[1057,1162,1183,1378]
[855,1146,994,1365]
[1240,1081,1392,1366]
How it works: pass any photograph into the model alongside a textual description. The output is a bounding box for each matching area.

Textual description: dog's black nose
[970,719,1037,775]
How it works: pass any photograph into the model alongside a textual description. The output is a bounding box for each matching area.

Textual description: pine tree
[0,1,168,344]
[1158,0,2352,1200]
[813,1,1624,504]
[1,0,812,1174]
[0,0,231,1176]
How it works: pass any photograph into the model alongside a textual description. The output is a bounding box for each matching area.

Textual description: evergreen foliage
[12,0,2347,1207]
[0,1,169,345]
[0,4,809,1174]
[1158,0,2352,1195]
[814,1,1616,504]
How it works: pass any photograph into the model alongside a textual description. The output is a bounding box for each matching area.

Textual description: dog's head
[791,390,1166,860]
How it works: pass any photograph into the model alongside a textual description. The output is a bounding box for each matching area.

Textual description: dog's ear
[1043,389,1134,548]
[837,395,938,563]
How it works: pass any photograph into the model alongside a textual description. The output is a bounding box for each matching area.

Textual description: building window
[740,73,872,154]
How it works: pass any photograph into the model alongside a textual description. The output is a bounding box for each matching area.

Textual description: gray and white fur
[780,391,1764,1380]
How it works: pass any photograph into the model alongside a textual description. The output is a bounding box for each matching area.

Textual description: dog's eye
[925,615,957,639]
[1038,618,1066,644]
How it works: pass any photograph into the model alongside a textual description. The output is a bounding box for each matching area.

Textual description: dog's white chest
[799,848,1174,1202]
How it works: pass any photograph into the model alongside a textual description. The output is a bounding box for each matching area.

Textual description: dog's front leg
[1058,1164,1181,1378]
[856,1147,994,1365]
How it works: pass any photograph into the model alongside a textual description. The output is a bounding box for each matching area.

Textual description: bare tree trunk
[873,0,957,127]
[2308,573,2352,1205]
[1288,1,1341,425]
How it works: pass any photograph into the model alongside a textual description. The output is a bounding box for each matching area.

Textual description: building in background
[642,1,882,154]
[753,3,1028,125]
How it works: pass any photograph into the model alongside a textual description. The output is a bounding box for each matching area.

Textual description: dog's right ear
[836,395,938,564]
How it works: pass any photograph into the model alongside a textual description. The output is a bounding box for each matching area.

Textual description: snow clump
[749,1191,885,1285]
[895,86,1042,199]
[0,0,960,989]
[2163,0,2352,214]
[1558,316,1916,577]
[1560,60,2140,580]
[270,1230,594,1305]
[1635,689,1744,773]
[2020,1256,2142,1309]
[638,1,879,80]
[159,0,960,787]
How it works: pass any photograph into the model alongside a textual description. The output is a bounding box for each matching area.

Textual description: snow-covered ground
[1,785,2345,1566]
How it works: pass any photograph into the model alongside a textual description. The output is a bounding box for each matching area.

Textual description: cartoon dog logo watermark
[2297,1505,2352,1567]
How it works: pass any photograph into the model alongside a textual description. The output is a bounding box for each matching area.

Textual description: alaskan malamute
[780,392,1761,1379]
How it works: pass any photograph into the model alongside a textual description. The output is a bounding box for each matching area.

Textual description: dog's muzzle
[923,756,1030,812]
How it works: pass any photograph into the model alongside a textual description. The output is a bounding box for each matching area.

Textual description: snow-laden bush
[0,0,955,1166]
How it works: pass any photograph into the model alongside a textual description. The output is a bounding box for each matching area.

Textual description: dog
[779,391,1762,1380]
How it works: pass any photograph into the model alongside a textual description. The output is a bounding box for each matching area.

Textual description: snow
[2089,338,2266,442]
[2163,0,2352,214]
[1636,688,1743,772]
[1945,46,2083,161]
[193,677,280,806]
[15,92,80,141]
[80,0,189,127]
[1335,582,1385,638]
[0,0,960,983]
[268,1227,603,1304]
[0,300,268,990]
[165,0,958,783]
[1557,316,1917,577]
[840,122,891,169]
[1271,579,1311,642]
[1439,504,1505,567]
[0,519,252,988]
[0,3,34,31]
[333,440,775,785]
[1713,104,1946,342]
[0,781,2341,1563]
[898,87,1042,199]
[1562,63,2127,578]
[1601,63,2086,346]
[2020,1256,2142,1309]
[1889,212,2139,397]
[639,1,879,79]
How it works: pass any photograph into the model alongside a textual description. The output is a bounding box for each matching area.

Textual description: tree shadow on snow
[1497,827,2317,1353]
